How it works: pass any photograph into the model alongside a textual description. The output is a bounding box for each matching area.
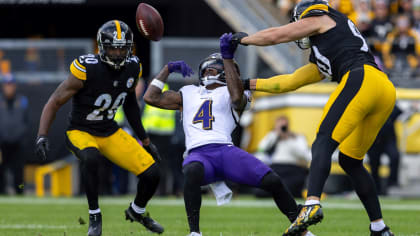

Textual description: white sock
[371,220,386,231]
[89,208,101,214]
[131,202,146,214]
[305,199,320,205]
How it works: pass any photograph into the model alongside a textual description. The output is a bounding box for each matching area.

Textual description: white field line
[0,198,419,211]
[0,224,78,229]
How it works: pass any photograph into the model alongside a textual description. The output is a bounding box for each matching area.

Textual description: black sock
[134,163,161,208]
[79,148,101,210]
[259,171,298,222]
[183,162,204,233]
[339,152,383,221]
[307,134,338,197]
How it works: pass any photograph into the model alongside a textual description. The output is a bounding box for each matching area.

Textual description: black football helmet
[291,0,329,49]
[97,20,134,70]
[198,53,240,86]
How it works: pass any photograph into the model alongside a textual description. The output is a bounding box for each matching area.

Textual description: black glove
[242,78,250,90]
[231,32,249,46]
[144,142,162,163]
[35,135,49,161]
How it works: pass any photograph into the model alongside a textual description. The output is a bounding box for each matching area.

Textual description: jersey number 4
[87,92,127,121]
[193,100,215,130]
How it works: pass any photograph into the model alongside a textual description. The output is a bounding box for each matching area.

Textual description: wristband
[150,79,165,90]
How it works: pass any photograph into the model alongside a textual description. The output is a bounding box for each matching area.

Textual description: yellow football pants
[317,65,396,160]
[66,128,155,175]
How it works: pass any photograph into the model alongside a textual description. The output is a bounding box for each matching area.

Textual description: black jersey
[306,6,378,82]
[68,54,142,136]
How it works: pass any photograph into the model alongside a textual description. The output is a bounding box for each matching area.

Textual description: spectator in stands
[399,0,414,19]
[412,0,420,34]
[368,0,394,58]
[368,105,402,195]
[382,14,420,79]
[255,115,311,198]
[330,0,355,17]
[348,0,374,26]
[0,74,29,195]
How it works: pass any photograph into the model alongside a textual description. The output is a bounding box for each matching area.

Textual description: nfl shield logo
[127,78,134,88]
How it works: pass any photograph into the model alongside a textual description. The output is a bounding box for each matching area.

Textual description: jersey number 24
[193,100,214,130]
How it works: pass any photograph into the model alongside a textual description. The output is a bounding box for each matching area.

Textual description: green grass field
[0,196,419,236]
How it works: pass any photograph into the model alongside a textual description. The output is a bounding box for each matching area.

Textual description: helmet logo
[127,78,134,88]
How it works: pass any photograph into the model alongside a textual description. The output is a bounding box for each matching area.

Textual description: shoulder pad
[300,4,329,19]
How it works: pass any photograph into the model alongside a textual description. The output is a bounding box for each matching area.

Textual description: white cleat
[304,231,316,236]
[187,232,202,236]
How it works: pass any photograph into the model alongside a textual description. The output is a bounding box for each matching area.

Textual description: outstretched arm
[249,63,324,93]
[144,61,193,110]
[239,15,334,46]
[37,74,84,136]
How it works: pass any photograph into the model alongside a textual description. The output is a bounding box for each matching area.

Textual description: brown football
[135,3,164,41]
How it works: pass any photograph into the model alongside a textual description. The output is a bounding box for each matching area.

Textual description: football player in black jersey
[35,20,164,236]
[229,0,395,235]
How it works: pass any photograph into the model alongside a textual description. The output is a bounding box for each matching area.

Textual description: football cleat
[125,205,164,234]
[370,226,394,236]
[283,204,323,236]
[88,213,102,236]
[187,232,202,236]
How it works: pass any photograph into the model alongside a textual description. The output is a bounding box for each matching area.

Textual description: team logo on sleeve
[127,78,135,88]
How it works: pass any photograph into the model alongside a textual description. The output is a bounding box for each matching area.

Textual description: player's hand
[35,135,49,161]
[144,142,162,163]
[231,32,249,46]
[167,61,194,77]
[220,33,237,59]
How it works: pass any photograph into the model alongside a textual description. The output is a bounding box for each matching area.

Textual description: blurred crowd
[273,0,420,82]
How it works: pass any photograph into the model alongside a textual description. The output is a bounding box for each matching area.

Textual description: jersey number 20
[193,100,214,130]
[87,92,127,121]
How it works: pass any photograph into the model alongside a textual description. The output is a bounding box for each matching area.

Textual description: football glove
[220,33,237,59]
[231,32,249,46]
[35,135,49,161]
[144,142,162,163]
[167,61,194,77]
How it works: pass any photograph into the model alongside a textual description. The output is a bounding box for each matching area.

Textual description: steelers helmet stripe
[70,59,87,80]
[114,20,122,39]
[300,4,329,19]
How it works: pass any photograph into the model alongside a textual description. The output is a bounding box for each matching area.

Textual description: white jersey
[179,85,251,152]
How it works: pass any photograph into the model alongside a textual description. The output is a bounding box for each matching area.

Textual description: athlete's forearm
[123,92,148,140]
[223,59,245,109]
[37,98,61,136]
[250,63,323,93]
[155,65,170,83]
[144,65,182,110]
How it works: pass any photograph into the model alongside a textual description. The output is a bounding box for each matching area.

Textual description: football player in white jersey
[144,33,314,236]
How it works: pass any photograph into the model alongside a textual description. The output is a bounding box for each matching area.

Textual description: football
[136,3,164,41]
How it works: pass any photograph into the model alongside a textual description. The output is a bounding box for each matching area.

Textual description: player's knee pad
[182,162,204,185]
[78,147,101,169]
[311,134,338,161]
[338,152,363,173]
[138,163,160,182]
[259,171,283,192]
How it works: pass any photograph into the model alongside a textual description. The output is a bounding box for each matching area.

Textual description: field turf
[0,196,419,236]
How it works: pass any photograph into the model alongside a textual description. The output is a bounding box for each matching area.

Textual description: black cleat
[88,213,102,236]
[370,226,394,236]
[283,204,323,236]
[125,205,164,234]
